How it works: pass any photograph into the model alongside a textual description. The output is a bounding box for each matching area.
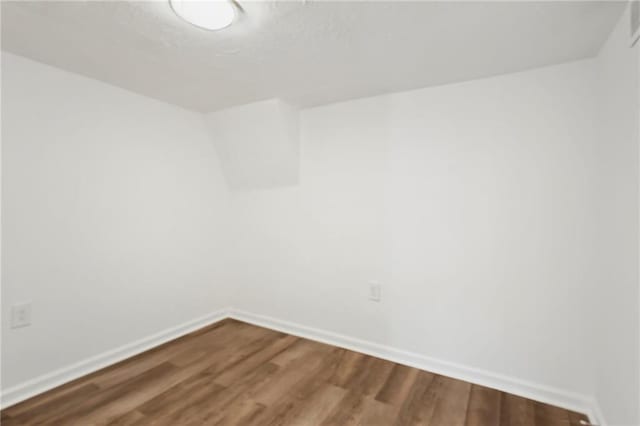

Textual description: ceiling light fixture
[169,0,237,31]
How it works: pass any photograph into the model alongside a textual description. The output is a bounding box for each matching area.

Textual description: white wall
[1,53,231,391]
[204,99,300,190]
[220,59,601,405]
[594,4,640,425]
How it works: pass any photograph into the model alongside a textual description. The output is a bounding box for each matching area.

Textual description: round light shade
[169,0,236,31]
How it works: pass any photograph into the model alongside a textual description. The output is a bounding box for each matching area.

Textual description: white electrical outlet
[369,283,381,302]
[11,302,32,328]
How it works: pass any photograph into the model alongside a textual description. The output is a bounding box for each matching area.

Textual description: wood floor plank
[55,326,279,424]
[404,370,443,424]
[465,384,502,426]
[245,347,345,425]
[359,396,398,425]
[135,370,226,418]
[269,338,328,366]
[394,370,437,425]
[4,377,100,418]
[107,409,148,425]
[22,318,244,412]
[214,334,298,386]
[320,391,367,426]
[214,399,267,426]
[142,362,277,425]
[1,320,589,426]
[328,350,368,388]
[375,363,420,406]
[284,383,347,425]
[1,412,20,426]
[141,381,228,425]
[188,364,280,424]
[501,393,536,426]
[422,375,472,426]
[359,357,396,397]
[8,383,102,424]
[533,401,571,426]
[249,346,332,407]
[46,362,180,425]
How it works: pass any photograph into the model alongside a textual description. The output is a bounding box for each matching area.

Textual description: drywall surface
[204,99,299,190]
[594,4,640,425]
[220,59,601,401]
[1,53,231,390]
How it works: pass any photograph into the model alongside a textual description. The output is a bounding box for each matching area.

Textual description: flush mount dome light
[169,0,237,31]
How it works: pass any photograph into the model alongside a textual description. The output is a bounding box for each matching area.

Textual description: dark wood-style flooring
[1,319,589,425]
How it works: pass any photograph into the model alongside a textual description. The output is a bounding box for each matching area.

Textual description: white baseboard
[1,306,603,426]
[228,308,602,425]
[0,308,229,409]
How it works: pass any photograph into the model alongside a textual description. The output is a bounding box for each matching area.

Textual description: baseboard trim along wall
[1,307,602,425]
[0,308,230,409]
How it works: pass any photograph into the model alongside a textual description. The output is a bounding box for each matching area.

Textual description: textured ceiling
[1,1,626,112]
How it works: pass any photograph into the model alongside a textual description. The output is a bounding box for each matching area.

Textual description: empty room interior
[1,0,639,425]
